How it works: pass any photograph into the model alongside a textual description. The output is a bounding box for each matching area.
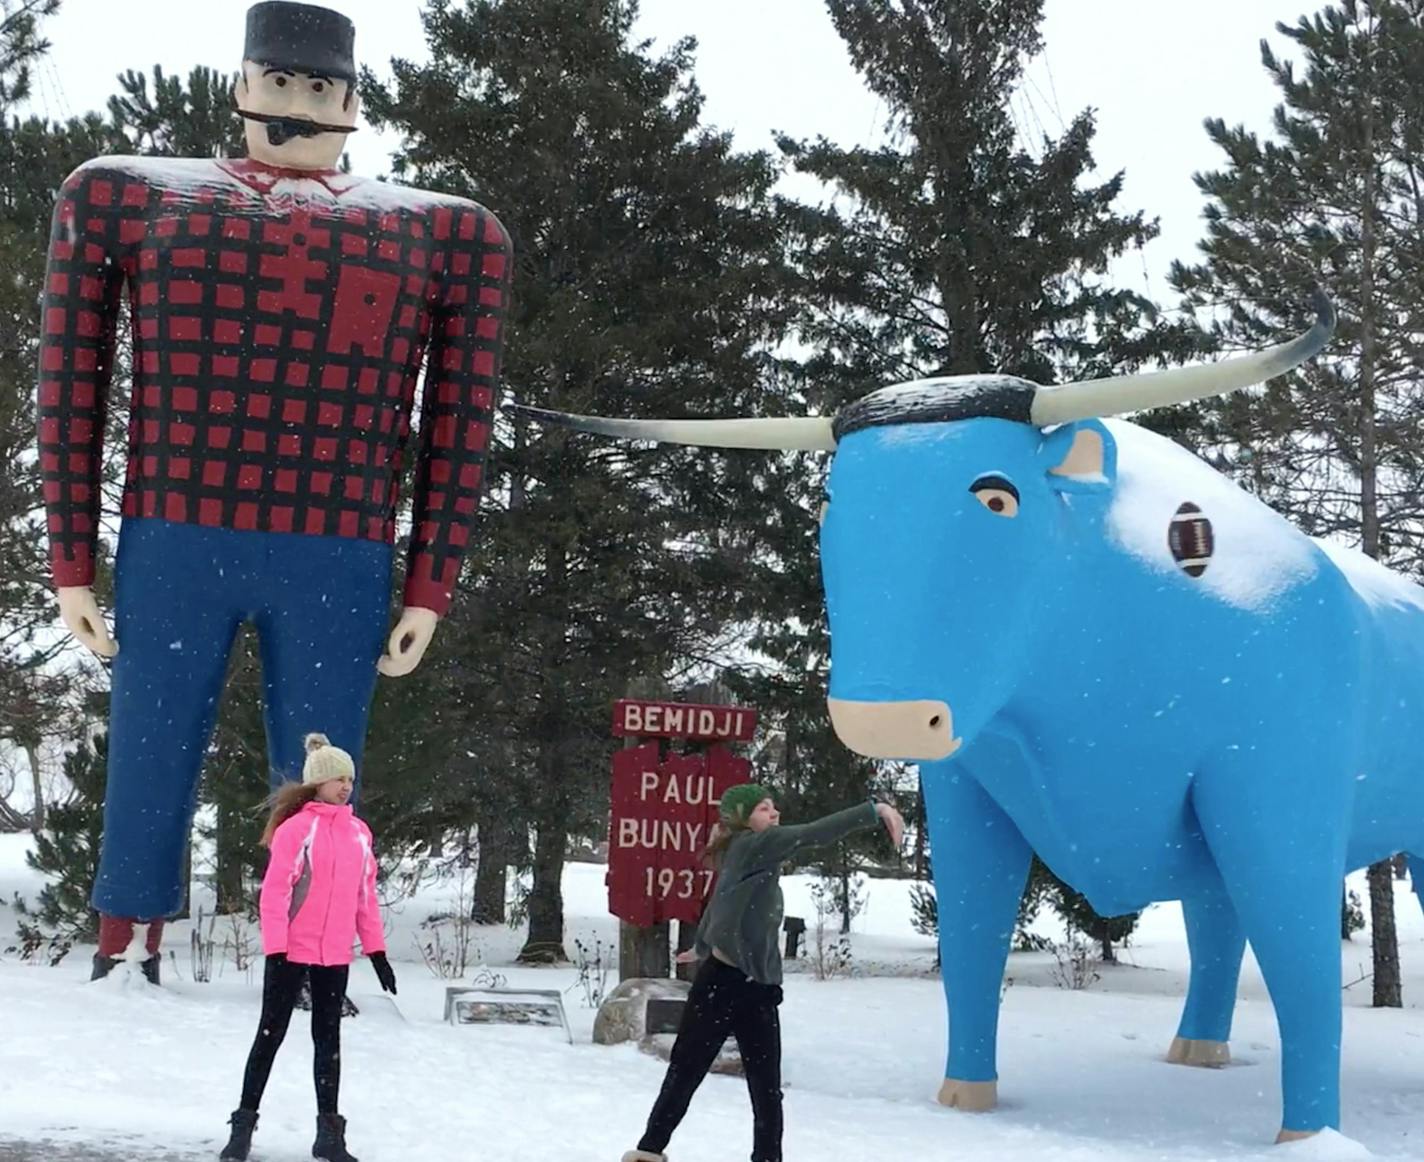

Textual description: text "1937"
[645,867,715,900]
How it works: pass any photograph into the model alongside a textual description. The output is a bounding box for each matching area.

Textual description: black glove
[370,951,397,995]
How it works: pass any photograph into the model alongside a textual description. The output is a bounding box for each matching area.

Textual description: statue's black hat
[244,2,356,82]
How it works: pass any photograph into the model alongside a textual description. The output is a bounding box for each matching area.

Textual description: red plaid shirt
[38,156,512,616]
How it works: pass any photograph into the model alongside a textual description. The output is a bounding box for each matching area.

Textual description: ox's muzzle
[827,698,962,761]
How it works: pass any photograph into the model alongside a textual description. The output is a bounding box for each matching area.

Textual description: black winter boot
[90,953,161,984]
[312,1113,359,1162]
[219,1109,258,1160]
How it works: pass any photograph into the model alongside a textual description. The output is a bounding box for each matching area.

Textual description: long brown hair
[260,781,322,847]
[701,820,748,869]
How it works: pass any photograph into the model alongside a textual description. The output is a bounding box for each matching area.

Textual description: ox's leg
[1193,769,1345,1140]
[923,761,1031,1111]
[1170,870,1245,1068]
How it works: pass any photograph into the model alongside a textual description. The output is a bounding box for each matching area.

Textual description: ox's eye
[970,475,1020,518]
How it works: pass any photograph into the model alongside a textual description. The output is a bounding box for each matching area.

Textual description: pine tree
[779,0,1182,394]
[363,0,796,961]
[200,633,268,915]
[104,65,244,158]
[17,731,107,943]
[1032,858,1137,962]
[359,658,533,928]
[738,0,1181,945]
[1170,0,1424,1008]
[0,0,97,832]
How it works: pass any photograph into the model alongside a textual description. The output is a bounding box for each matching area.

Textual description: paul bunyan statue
[37,1,511,980]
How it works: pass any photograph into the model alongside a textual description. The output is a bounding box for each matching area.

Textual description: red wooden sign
[612,699,758,743]
[607,742,749,925]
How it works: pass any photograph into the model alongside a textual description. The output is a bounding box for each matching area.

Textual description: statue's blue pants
[93,518,391,920]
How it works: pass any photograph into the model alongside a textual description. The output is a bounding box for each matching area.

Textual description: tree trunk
[933,169,980,374]
[620,920,670,981]
[215,797,247,913]
[1369,859,1402,1007]
[473,822,510,925]
[1358,58,1400,1009]
[518,810,568,963]
[838,861,852,935]
[913,776,927,880]
[515,519,574,964]
[174,841,192,921]
[24,742,44,832]
[0,794,27,832]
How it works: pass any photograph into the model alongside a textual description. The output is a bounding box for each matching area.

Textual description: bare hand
[378,607,439,677]
[675,948,699,965]
[876,802,906,848]
[57,586,118,658]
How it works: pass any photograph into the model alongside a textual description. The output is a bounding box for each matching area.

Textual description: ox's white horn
[505,403,837,451]
[1030,291,1336,427]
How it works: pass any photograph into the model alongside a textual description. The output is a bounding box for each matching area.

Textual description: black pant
[238,956,349,1114]
[639,957,784,1162]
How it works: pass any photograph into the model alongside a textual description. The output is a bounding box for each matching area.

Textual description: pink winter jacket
[260,801,386,967]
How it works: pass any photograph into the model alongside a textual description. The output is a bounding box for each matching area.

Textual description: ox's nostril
[929,715,943,729]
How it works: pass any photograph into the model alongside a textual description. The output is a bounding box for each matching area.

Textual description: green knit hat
[719,782,774,825]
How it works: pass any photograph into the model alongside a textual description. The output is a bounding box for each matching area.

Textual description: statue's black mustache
[236,108,357,146]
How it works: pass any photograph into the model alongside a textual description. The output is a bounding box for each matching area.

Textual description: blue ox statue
[513,294,1423,1142]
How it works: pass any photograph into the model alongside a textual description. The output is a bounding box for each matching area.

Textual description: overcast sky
[28,0,1300,303]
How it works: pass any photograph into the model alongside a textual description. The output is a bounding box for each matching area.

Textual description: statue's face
[238,60,358,169]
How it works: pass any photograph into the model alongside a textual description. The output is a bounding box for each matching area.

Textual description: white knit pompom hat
[302,732,355,786]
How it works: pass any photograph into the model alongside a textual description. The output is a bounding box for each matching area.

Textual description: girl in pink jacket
[220,733,396,1162]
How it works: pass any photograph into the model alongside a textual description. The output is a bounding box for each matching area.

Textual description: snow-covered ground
[3,833,1424,1161]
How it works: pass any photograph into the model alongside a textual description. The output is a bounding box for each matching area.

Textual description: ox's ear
[1040,420,1117,495]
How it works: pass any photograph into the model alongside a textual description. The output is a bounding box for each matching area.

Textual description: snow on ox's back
[1103,420,1319,612]
[1314,538,1424,613]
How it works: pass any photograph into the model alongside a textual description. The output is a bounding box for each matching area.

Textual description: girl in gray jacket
[622,781,904,1162]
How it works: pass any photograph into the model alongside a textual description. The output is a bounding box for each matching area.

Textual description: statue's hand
[57,586,118,658]
[378,606,439,677]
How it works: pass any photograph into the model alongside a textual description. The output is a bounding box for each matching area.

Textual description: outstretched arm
[743,800,889,871]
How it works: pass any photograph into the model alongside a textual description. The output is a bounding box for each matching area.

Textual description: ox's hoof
[1275,1129,1318,1144]
[937,1078,997,1111]
[1166,1036,1230,1068]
